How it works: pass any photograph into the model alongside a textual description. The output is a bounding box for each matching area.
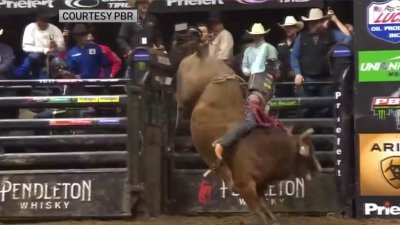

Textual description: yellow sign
[359,134,400,196]
[77,97,98,103]
[98,96,119,103]
[77,96,120,103]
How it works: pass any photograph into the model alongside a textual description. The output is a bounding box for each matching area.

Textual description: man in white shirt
[20,9,65,78]
[208,12,234,63]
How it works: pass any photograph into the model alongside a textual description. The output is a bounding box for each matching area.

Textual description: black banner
[0,0,134,15]
[170,171,337,213]
[354,0,400,218]
[0,169,127,217]
[150,0,323,13]
[0,0,323,15]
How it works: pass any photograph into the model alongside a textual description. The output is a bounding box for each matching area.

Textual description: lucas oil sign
[368,0,400,43]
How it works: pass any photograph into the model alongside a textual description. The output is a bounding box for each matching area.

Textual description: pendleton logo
[359,134,400,196]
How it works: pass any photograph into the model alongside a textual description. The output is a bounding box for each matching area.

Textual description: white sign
[59,9,137,23]
[365,203,400,216]
[0,0,54,8]
[167,0,224,6]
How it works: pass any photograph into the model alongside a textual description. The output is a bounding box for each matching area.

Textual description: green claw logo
[136,61,146,71]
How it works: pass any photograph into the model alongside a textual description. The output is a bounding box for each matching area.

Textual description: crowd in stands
[0,0,353,119]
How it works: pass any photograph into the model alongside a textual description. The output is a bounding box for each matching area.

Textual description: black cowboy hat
[36,7,57,19]
[208,11,223,23]
[71,24,92,35]
[131,0,150,7]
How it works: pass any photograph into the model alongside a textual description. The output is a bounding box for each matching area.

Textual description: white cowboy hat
[246,23,270,35]
[301,8,329,21]
[278,16,304,30]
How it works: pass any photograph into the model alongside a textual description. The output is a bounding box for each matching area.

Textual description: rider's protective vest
[248,72,274,106]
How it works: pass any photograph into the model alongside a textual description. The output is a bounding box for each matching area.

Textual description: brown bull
[176,42,321,225]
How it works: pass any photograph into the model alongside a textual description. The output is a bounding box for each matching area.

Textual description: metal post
[125,48,151,214]
[330,42,354,218]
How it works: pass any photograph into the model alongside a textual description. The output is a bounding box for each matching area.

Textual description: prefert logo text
[365,202,400,215]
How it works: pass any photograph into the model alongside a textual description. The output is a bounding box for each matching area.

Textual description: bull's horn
[300,128,314,139]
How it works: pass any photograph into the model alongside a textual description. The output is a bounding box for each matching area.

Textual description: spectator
[87,32,121,78]
[117,0,163,58]
[0,27,18,120]
[276,16,304,97]
[20,9,65,78]
[208,12,234,63]
[291,8,351,117]
[242,23,277,77]
[231,32,253,78]
[0,28,15,78]
[345,23,354,36]
[66,24,110,79]
[197,23,210,44]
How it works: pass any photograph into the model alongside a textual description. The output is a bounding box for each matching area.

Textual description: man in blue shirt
[290,8,351,117]
[66,24,110,79]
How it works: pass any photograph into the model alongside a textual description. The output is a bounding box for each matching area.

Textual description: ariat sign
[358,50,400,82]
[365,203,400,216]
[368,0,400,43]
[167,0,224,6]
[359,134,400,196]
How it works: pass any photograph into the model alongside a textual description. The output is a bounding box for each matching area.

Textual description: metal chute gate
[0,43,354,219]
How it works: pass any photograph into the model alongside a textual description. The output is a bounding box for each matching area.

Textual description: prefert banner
[359,133,400,196]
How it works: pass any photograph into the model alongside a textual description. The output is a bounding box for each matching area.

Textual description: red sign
[49,119,93,126]
[372,97,400,106]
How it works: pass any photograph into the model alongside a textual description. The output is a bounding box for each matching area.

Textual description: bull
[175,29,321,225]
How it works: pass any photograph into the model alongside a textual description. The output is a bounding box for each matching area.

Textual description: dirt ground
[5,214,400,225]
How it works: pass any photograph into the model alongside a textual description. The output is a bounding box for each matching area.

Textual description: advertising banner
[357,133,400,217]
[149,0,323,13]
[354,0,400,218]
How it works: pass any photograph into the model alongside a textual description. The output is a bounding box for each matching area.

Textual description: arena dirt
[6,214,400,225]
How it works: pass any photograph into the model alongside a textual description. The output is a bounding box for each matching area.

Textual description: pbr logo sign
[368,0,400,43]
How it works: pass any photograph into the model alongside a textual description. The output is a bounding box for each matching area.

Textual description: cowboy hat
[36,7,57,19]
[278,16,304,30]
[246,23,270,35]
[301,8,329,21]
[71,24,91,35]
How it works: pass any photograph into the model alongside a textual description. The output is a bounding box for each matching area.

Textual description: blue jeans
[15,53,47,79]
[299,75,334,118]
[219,109,257,149]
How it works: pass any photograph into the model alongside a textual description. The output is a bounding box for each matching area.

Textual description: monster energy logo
[136,61,147,71]
[376,110,387,120]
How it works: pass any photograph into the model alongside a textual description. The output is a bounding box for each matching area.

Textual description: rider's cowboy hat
[301,8,329,21]
[278,16,304,30]
[246,23,270,35]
